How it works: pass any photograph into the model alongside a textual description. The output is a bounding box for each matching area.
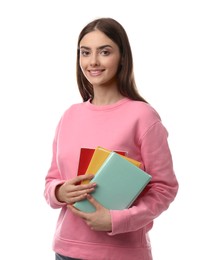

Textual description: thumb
[86,194,102,210]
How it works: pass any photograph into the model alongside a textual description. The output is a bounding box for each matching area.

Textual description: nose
[90,53,99,67]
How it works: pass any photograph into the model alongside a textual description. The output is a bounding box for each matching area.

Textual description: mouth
[88,69,105,76]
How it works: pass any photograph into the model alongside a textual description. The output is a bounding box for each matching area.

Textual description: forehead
[80,30,117,48]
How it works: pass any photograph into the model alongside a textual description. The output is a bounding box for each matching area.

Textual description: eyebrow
[80,45,113,50]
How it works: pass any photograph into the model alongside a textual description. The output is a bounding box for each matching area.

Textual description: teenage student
[44,17,179,260]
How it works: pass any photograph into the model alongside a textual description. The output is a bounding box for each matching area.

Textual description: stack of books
[74,146,152,212]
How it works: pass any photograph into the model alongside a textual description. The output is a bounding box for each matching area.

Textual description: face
[79,30,121,88]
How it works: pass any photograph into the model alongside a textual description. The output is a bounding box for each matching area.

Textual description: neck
[90,81,125,105]
[91,89,124,106]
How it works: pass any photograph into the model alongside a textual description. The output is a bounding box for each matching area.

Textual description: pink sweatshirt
[44,98,178,260]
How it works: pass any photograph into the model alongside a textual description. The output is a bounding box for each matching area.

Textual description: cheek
[109,67,119,77]
[109,61,120,75]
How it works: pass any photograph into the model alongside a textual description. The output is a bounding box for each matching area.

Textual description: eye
[80,50,90,57]
[100,50,110,56]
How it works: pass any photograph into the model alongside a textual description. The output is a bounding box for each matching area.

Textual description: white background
[0,0,219,259]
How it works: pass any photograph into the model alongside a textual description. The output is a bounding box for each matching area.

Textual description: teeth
[90,70,101,76]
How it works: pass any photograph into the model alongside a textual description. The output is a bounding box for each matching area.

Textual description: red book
[77,147,127,176]
[77,148,95,176]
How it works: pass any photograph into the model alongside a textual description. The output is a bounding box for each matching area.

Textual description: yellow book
[81,146,141,184]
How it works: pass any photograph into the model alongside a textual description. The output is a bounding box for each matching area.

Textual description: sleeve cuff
[46,180,66,208]
[108,209,130,236]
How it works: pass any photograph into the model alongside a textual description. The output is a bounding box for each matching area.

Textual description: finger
[86,194,102,210]
[65,174,93,185]
[69,174,94,186]
[66,192,88,204]
[78,174,95,181]
[64,184,96,204]
[73,182,96,193]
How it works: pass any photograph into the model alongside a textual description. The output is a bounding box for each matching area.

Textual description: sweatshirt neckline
[85,97,130,111]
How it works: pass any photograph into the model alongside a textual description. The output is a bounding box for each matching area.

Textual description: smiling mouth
[88,69,104,76]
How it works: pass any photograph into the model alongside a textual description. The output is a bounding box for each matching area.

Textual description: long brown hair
[76,18,147,103]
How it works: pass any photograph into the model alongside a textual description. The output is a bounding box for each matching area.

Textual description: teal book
[74,152,152,213]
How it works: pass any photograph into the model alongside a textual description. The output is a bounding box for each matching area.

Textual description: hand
[67,194,112,232]
[55,174,96,204]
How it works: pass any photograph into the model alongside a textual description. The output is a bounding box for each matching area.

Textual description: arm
[109,121,179,235]
[44,122,97,209]
[44,128,66,208]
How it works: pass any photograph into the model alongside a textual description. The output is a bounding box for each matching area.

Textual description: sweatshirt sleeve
[109,121,179,235]
[44,119,66,209]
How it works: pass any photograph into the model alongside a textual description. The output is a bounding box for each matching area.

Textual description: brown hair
[76,18,147,103]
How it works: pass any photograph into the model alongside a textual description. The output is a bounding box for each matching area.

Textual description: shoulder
[62,101,86,116]
[126,100,161,123]
[123,100,167,143]
[127,101,169,144]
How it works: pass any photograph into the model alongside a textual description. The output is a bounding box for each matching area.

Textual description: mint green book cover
[74,152,152,213]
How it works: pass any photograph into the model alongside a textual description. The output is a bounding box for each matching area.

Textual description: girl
[44,17,179,260]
